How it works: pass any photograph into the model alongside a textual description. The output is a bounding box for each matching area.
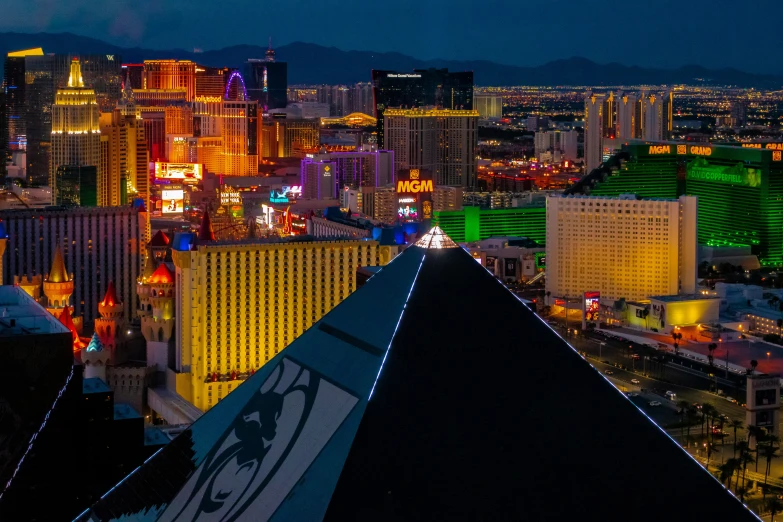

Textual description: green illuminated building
[582,143,783,266]
[433,205,546,244]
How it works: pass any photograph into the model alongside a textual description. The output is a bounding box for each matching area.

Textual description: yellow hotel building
[171,221,398,411]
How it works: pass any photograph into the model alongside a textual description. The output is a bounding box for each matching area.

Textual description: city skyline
[0,0,781,75]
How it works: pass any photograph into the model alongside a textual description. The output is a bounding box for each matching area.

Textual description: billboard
[155,162,203,183]
[270,186,302,204]
[584,291,600,322]
[486,256,497,273]
[504,258,517,277]
[686,157,761,188]
[535,252,546,269]
[161,189,184,214]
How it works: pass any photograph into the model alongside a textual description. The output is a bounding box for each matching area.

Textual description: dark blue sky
[1,0,781,74]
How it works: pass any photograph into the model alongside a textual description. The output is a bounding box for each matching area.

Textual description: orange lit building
[143,60,196,101]
[164,106,194,135]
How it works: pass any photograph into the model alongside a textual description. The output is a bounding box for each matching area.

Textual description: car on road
[693,402,702,410]
[631,378,641,384]
[627,392,639,397]
[720,413,730,421]
[604,370,614,375]
[649,401,662,407]
[632,354,641,360]
[725,396,737,403]
[665,391,677,401]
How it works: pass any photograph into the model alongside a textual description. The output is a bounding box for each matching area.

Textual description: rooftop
[82,377,111,395]
[143,427,170,447]
[113,403,141,421]
[649,294,721,302]
[0,286,69,337]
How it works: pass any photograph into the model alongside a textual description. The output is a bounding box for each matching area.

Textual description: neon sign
[686,157,761,187]
[689,145,712,156]
[648,145,671,154]
[584,291,600,322]
[742,143,783,151]
[396,179,433,194]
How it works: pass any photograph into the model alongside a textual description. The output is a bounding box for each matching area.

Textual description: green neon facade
[433,205,546,244]
[589,144,783,266]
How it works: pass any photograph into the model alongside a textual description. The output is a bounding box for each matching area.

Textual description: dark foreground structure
[75,228,756,521]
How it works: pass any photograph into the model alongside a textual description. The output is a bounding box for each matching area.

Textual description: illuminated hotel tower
[616,92,641,140]
[583,92,616,172]
[221,72,259,175]
[143,60,196,102]
[643,91,673,141]
[51,58,101,204]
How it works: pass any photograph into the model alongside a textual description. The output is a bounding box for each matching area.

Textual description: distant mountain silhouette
[1,32,781,88]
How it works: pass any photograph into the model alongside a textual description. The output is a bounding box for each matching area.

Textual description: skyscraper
[4,49,43,161]
[615,91,641,140]
[50,58,101,204]
[474,93,503,119]
[584,92,611,172]
[143,60,196,101]
[643,91,673,141]
[195,65,231,98]
[383,108,478,188]
[0,90,6,178]
[55,165,98,206]
[243,40,288,111]
[372,68,474,145]
[534,130,577,162]
[304,150,395,196]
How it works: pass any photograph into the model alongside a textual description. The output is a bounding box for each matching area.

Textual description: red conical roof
[149,230,170,247]
[100,280,120,307]
[58,305,82,350]
[198,211,216,242]
[149,263,174,284]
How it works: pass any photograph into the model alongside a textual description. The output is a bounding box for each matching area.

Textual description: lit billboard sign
[270,186,302,204]
[535,252,546,269]
[742,143,783,151]
[161,189,184,214]
[155,162,203,183]
[396,169,433,194]
[584,291,600,322]
[686,157,761,187]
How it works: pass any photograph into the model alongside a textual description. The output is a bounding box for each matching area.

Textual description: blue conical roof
[86,332,104,352]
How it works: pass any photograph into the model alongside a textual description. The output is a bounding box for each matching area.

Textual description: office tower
[615,92,641,140]
[4,49,42,161]
[301,150,394,201]
[221,73,259,175]
[0,206,146,322]
[276,119,319,157]
[244,41,288,111]
[365,186,399,223]
[534,130,577,162]
[77,54,123,112]
[99,110,128,207]
[189,136,224,173]
[195,65,231,98]
[122,63,144,89]
[583,92,613,172]
[142,60,196,101]
[168,225,398,412]
[55,165,98,206]
[383,108,478,188]
[545,193,698,302]
[643,91,672,141]
[730,100,747,128]
[50,58,101,204]
[372,68,473,144]
[474,94,503,119]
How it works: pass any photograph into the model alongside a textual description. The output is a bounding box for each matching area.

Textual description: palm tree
[677,400,690,440]
[708,343,718,368]
[686,406,697,447]
[769,498,783,522]
[747,425,766,472]
[760,441,780,499]
[642,307,650,330]
[735,441,750,490]
[750,359,758,374]
[720,458,740,488]
[739,443,755,490]
[730,419,744,458]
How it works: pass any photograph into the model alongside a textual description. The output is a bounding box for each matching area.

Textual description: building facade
[545,193,698,302]
[584,92,613,172]
[534,130,577,163]
[473,94,503,119]
[0,206,146,322]
[51,59,102,204]
[170,236,398,411]
[643,91,673,141]
[143,60,196,101]
[384,108,478,188]
[301,150,394,199]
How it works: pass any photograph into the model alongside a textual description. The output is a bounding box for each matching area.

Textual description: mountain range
[1,32,782,88]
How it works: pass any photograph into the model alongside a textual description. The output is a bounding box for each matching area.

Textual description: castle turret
[82,332,109,382]
[142,263,175,371]
[149,230,170,264]
[59,303,86,352]
[95,280,125,363]
[43,245,81,332]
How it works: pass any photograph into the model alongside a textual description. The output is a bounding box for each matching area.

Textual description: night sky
[1,0,781,74]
